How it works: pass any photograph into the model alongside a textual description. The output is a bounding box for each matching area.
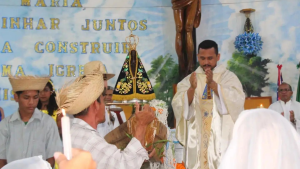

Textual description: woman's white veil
[219,108,300,169]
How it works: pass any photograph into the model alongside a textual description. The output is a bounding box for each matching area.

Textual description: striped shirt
[71,118,148,169]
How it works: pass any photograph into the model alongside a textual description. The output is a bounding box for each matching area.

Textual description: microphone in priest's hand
[205,68,213,99]
[61,109,72,160]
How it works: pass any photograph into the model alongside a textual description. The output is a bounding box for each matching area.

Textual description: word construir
[35,42,130,54]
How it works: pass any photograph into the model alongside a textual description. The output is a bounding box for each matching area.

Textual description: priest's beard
[201,64,217,71]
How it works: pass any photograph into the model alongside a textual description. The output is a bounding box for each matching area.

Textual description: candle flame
[260,104,263,108]
[62,109,66,116]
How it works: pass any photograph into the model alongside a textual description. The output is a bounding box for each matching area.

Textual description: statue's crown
[125,31,139,51]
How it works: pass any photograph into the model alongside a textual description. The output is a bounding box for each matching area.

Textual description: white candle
[61,109,72,160]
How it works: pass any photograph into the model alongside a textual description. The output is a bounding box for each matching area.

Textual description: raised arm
[134,103,155,146]
[187,72,197,105]
[90,103,155,169]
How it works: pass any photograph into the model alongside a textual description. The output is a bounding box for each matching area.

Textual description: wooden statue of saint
[172,0,201,79]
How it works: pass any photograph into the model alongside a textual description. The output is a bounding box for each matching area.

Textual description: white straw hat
[84,61,115,80]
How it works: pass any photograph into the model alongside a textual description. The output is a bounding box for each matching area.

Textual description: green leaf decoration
[125,132,133,139]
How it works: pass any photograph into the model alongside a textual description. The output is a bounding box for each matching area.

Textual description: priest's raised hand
[189,72,197,89]
[188,72,197,105]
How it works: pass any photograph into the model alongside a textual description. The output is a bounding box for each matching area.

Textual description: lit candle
[61,109,72,160]
[259,104,264,108]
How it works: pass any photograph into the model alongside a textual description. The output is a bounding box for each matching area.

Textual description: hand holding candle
[62,109,72,160]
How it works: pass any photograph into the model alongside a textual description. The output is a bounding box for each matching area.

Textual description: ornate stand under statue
[172,0,201,79]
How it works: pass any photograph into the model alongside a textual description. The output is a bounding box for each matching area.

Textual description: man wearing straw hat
[0,75,62,168]
[83,61,118,137]
[56,61,156,169]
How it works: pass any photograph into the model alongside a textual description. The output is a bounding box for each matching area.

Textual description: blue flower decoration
[234,32,263,56]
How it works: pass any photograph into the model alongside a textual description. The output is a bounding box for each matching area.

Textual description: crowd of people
[0,40,300,169]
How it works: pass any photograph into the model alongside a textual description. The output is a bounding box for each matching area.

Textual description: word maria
[21,0,82,7]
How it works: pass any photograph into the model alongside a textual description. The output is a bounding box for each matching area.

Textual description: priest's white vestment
[172,64,245,169]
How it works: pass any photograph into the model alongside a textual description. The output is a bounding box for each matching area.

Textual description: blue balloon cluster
[234,32,263,56]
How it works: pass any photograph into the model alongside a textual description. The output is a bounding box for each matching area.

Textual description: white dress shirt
[269,100,300,134]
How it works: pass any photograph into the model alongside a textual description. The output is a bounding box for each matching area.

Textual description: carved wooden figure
[172,0,201,79]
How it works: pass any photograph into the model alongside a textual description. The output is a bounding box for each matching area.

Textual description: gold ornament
[125,31,139,51]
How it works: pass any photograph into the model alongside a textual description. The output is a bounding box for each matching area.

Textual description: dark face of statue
[131,50,136,57]
[197,47,220,71]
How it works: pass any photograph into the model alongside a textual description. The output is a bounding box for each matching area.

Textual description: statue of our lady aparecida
[112,32,156,103]
[105,33,169,168]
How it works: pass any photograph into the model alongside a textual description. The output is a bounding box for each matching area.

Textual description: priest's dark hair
[198,40,219,55]
[37,80,58,116]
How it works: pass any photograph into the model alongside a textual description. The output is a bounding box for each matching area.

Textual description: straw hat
[84,61,115,80]
[56,73,104,115]
[9,75,50,92]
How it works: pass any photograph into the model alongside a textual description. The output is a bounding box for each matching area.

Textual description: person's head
[9,75,50,114]
[104,86,113,104]
[197,40,220,71]
[73,88,106,124]
[57,61,106,128]
[39,81,54,102]
[278,82,293,102]
[37,80,58,116]
[219,109,300,169]
[14,90,39,114]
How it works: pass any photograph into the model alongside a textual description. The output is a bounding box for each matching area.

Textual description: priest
[268,82,300,134]
[172,40,245,169]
